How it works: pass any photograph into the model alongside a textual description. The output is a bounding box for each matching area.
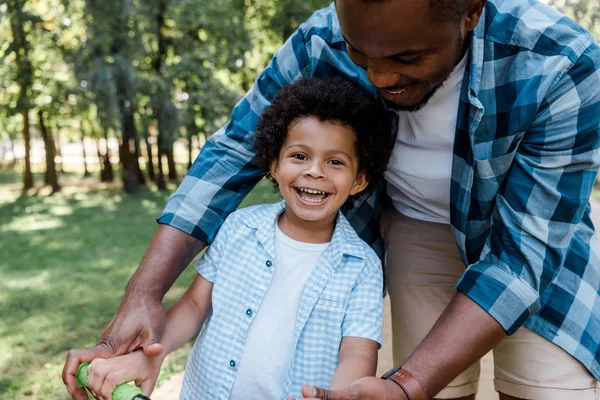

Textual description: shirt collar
[246,201,367,261]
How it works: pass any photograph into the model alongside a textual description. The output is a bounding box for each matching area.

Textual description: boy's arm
[85,275,213,399]
[329,256,384,390]
[160,275,214,354]
[329,337,378,390]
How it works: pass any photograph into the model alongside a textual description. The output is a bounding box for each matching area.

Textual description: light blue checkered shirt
[179,202,383,399]
[160,0,600,380]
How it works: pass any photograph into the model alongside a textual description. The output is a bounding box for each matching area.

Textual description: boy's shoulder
[334,213,381,268]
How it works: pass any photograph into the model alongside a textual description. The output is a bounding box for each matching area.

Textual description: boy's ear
[269,160,279,181]
[350,172,368,196]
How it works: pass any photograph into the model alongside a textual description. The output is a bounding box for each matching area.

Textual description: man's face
[337,0,474,111]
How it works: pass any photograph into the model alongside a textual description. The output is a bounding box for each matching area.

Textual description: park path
[152,199,600,400]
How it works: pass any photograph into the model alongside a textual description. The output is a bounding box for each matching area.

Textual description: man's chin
[384,81,444,112]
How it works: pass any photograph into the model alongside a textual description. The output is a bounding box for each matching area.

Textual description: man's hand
[296,377,408,400]
[62,296,166,400]
[62,225,206,399]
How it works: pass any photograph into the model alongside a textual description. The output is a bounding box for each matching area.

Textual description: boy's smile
[270,117,368,242]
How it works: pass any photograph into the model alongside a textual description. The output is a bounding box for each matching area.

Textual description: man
[63,0,600,399]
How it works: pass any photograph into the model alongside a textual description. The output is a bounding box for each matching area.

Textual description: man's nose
[367,59,399,89]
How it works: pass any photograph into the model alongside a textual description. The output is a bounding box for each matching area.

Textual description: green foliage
[550,0,599,41]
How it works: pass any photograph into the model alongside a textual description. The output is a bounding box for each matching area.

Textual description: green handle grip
[76,362,150,400]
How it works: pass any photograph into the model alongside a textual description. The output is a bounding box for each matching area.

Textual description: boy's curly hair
[254,77,393,195]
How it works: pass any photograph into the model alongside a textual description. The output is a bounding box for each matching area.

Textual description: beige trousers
[381,206,598,399]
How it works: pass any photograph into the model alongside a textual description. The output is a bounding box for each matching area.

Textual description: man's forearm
[125,225,207,300]
[401,292,507,398]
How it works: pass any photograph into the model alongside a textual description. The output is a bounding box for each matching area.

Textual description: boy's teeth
[299,188,325,194]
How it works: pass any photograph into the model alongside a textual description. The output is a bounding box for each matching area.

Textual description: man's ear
[463,0,486,33]
[269,160,279,182]
[350,172,368,196]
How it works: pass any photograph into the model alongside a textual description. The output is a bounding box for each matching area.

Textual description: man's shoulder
[298,3,344,47]
[484,0,597,61]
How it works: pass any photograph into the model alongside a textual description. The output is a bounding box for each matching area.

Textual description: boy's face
[270,116,367,226]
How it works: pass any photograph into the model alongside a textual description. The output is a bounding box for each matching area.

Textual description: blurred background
[0,0,598,398]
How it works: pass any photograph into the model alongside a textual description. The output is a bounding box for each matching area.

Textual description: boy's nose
[305,161,325,179]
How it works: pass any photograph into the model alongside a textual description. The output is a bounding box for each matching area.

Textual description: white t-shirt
[228,224,329,399]
[385,52,468,224]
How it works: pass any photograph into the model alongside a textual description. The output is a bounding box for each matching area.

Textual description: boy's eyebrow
[343,35,426,58]
[285,143,354,160]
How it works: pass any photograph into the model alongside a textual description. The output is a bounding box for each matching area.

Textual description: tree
[5,0,38,190]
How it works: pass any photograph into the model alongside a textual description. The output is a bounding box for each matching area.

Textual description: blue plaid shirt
[160,0,600,380]
[179,202,383,399]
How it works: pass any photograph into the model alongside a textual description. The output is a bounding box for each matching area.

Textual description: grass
[0,167,280,399]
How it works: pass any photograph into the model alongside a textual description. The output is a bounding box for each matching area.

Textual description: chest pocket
[311,292,347,330]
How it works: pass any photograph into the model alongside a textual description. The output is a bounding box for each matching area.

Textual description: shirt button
[245,308,253,316]
[230,360,236,368]
[266,260,272,267]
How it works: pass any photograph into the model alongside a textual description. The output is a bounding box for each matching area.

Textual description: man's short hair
[361,0,471,22]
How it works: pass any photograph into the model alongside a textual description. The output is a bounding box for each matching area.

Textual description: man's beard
[386,33,466,113]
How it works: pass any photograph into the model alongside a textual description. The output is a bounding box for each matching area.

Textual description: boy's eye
[292,154,307,160]
[329,159,345,166]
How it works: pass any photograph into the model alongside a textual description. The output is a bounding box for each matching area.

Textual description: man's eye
[391,55,420,64]
[346,44,367,67]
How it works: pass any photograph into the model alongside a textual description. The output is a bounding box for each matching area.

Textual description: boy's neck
[277,210,336,244]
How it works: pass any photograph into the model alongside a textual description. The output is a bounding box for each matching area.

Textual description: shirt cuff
[456,260,541,335]
[342,324,383,348]
[157,201,226,245]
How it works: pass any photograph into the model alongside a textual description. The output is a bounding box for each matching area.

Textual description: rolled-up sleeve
[457,45,600,334]
[341,256,384,346]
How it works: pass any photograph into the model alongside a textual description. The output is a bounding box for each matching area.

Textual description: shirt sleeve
[456,44,600,334]
[157,28,310,244]
[341,256,384,346]
[194,211,238,282]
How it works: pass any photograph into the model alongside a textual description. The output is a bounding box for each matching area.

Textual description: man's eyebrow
[343,35,426,58]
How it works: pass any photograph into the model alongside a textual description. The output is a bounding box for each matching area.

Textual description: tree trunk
[55,136,65,173]
[133,133,145,185]
[96,137,104,179]
[38,110,60,192]
[22,110,33,190]
[143,128,155,181]
[119,102,141,193]
[81,130,90,178]
[187,132,193,171]
[155,137,167,191]
[166,148,177,181]
[101,127,114,182]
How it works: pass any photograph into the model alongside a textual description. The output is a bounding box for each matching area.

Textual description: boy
[79,78,392,400]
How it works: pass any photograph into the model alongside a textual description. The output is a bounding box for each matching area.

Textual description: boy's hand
[84,349,164,400]
[62,296,166,400]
